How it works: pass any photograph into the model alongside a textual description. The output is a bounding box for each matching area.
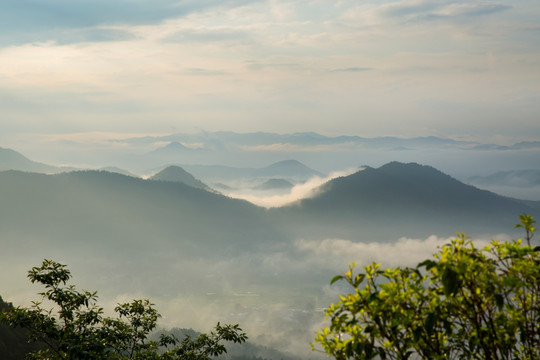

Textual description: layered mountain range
[2,146,539,359]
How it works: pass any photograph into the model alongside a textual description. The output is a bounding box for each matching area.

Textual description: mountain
[149,166,209,190]
[150,141,192,155]
[253,160,323,178]
[0,170,284,259]
[253,178,295,191]
[1,162,538,358]
[183,160,323,182]
[122,132,474,150]
[0,147,65,173]
[273,162,539,241]
[99,166,137,177]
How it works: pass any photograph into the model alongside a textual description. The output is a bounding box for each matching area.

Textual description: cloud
[0,0,262,45]
[380,0,511,21]
[293,234,502,270]
[163,27,255,45]
[342,0,511,26]
[332,67,372,72]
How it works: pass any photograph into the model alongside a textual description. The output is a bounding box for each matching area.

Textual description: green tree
[314,215,540,360]
[0,259,247,359]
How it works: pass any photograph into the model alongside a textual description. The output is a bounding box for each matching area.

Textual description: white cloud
[294,235,500,271]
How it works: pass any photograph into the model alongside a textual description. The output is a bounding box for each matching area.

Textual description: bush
[314,215,539,360]
[0,260,247,359]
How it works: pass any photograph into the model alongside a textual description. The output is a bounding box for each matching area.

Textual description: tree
[314,215,540,360]
[0,259,247,359]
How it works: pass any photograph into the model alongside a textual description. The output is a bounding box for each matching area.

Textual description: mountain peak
[149,165,209,190]
[257,160,323,178]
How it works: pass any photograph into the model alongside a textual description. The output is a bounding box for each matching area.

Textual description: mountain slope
[183,160,323,182]
[274,162,538,241]
[0,147,63,173]
[253,160,323,178]
[0,170,284,256]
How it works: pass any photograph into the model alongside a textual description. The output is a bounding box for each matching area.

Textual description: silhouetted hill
[253,179,294,191]
[0,147,65,173]
[273,162,538,241]
[0,170,285,258]
[99,166,137,177]
[149,166,209,190]
[150,141,191,155]
[253,160,322,178]
[183,160,323,182]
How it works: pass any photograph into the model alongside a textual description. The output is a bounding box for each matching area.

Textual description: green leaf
[494,293,504,310]
[330,275,344,285]
[442,267,459,296]
[417,259,437,270]
[424,312,437,335]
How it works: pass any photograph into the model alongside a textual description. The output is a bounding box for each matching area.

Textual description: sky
[1,0,540,149]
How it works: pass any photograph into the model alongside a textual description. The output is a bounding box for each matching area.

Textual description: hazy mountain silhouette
[253,160,322,178]
[183,160,323,182]
[122,132,474,150]
[253,178,295,191]
[0,170,286,258]
[150,141,192,155]
[99,166,137,177]
[273,162,539,241]
[149,166,210,190]
[0,147,69,173]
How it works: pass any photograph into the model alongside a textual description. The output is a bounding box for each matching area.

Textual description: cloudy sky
[1,0,539,148]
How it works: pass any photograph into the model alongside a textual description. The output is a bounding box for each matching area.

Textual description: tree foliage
[314,215,540,360]
[0,260,247,359]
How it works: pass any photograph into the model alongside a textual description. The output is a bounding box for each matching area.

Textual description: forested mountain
[1,163,536,249]
[272,162,539,241]
[0,170,285,256]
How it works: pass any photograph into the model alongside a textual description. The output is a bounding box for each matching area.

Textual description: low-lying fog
[1,230,509,358]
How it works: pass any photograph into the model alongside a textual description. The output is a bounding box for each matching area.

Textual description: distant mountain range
[120,131,540,151]
[0,162,536,248]
[1,160,538,359]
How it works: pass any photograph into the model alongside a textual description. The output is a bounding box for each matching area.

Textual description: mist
[0,229,513,358]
